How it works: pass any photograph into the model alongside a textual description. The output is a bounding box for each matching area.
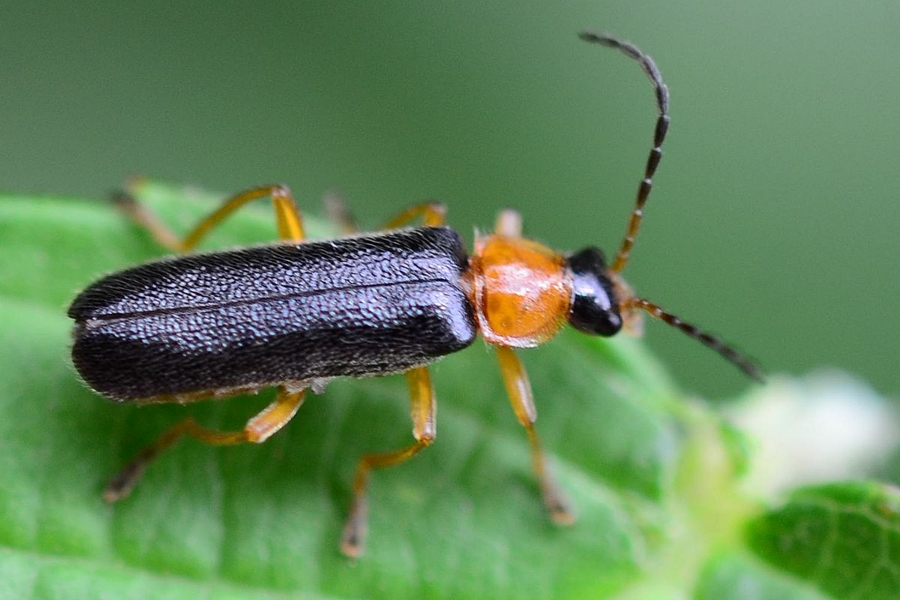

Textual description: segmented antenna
[624,297,764,382]
[578,32,670,274]
[580,33,760,381]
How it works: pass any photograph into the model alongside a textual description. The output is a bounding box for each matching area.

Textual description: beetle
[69,32,761,557]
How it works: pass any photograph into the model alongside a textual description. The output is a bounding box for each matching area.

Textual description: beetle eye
[566,247,622,336]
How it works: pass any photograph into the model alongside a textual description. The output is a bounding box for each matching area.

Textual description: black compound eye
[566,247,622,337]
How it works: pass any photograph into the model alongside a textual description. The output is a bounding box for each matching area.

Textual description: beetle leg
[103,387,306,503]
[111,190,184,251]
[324,195,445,233]
[495,345,574,525]
[114,184,305,252]
[341,366,436,557]
[494,208,523,237]
[322,190,360,234]
[181,184,304,249]
[381,202,447,229]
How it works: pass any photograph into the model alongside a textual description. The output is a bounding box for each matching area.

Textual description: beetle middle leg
[495,345,574,525]
[103,387,306,503]
[323,194,445,233]
[114,183,305,252]
[381,202,447,229]
[341,366,436,557]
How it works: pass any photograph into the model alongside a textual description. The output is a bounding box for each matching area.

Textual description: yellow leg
[495,345,574,525]
[324,195,446,233]
[113,183,305,252]
[340,367,437,557]
[103,388,306,502]
[381,202,447,229]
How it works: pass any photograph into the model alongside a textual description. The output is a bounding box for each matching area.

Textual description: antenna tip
[577,31,616,45]
[742,361,766,385]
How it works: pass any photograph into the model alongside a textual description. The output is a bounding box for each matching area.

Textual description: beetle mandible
[69,32,761,557]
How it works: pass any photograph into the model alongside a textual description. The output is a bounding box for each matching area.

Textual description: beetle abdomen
[70,227,476,401]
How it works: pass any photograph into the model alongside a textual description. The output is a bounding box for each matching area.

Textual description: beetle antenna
[623,297,764,382]
[578,32,670,274]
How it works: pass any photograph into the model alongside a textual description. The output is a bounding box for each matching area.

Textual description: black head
[571,33,762,382]
[566,247,622,336]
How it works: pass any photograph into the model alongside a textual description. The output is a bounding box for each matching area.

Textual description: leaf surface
[1,182,896,599]
[0,184,679,599]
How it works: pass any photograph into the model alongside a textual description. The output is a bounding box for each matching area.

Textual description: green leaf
[0,181,895,599]
[0,183,683,599]
[746,482,900,600]
[695,552,830,600]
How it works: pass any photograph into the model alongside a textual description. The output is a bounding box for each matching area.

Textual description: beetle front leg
[341,366,436,557]
[103,387,306,502]
[494,208,523,237]
[495,345,574,525]
[113,183,305,252]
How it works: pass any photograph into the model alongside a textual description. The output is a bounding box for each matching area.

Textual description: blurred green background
[2,1,897,399]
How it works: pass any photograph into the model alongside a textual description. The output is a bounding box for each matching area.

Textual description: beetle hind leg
[113,183,305,253]
[341,366,436,558]
[111,190,184,252]
[103,387,306,503]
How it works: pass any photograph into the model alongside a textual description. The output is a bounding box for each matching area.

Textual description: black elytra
[65,32,763,560]
[69,227,476,401]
